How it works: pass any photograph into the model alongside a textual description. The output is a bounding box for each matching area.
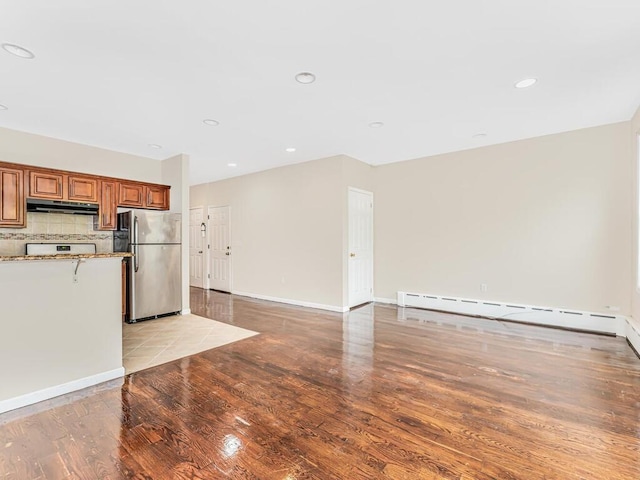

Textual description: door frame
[207,205,232,293]
[189,206,206,289]
[347,187,374,308]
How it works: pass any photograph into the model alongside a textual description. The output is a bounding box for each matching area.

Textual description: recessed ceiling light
[368,122,384,128]
[295,72,316,84]
[514,78,537,89]
[2,43,35,59]
[473,133,487,138]
[227,163,237,167]
[0,104,7,111]
[148,144,162,149]
[203,119,219,126]
[285,147,296,153]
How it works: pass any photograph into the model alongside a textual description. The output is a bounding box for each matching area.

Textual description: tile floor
[122,313,258,374]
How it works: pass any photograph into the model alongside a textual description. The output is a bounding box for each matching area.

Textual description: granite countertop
[0,252,133,262]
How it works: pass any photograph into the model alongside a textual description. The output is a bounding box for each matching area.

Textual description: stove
[26,243,97,256]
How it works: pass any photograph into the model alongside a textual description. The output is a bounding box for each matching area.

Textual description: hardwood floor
[1,289,639,479]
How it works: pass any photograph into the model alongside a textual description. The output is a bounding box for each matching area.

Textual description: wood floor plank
[1,290,639,479]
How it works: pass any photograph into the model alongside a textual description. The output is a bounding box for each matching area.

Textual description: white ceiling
[1,1,640,185]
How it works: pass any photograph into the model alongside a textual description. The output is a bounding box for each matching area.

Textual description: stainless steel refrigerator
[114,210,182,323]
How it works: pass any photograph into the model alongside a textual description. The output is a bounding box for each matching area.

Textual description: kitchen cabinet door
[145,185,170,210]
[118,182,144,207]
[68,175,99,203]
[29,170,64,199]
[0,167,26,227]
[96,180,118,230]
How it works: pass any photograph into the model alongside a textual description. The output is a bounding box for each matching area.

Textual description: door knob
[198,251,203,254]
[350,253,356,257]
[225,252,230,256]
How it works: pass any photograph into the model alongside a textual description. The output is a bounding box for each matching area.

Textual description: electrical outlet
[281,276,285,284]
[480,283,488,292]
[73,274,78,284]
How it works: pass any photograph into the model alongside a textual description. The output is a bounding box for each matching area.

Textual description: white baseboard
[374,297,396,305]
[232,291,349,313]
[0,367,125,415]
[181,308,191,315]
[396,291,628,336]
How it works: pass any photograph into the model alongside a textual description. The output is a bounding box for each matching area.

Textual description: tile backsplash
[0,213,113,256]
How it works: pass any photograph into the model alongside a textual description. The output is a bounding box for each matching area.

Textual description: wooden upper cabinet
[29,170,64,199]
[68,175,98,203]
[0,167,26,227]
[0,161,171,230]
[118,181,169,210]
[96,180,118,230]
[29,171,99,203]
[145,185,170,210]
[118,182,144,207]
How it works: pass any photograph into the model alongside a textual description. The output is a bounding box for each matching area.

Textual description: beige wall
[161,154,191,313]
[192,155,357,309]
[630,107,640,325]
[374,122,632,314]
[0,126,162,183]
[192,124,632,315]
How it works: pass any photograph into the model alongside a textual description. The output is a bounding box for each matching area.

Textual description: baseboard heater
[397,291,626,336]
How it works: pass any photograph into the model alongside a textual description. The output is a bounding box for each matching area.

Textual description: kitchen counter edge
[0,253,134,262]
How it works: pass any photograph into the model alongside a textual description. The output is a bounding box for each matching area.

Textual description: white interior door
[189,207,205,288]
[348,188,374,308]
[208,205,231,292]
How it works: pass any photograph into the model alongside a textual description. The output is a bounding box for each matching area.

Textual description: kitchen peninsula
[0,252,132,414]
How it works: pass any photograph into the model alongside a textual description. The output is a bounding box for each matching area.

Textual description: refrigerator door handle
[134,216,140,272]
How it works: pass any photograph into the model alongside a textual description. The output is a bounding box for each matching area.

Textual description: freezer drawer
[129,244,181,321]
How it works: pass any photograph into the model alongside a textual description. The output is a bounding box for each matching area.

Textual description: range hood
[26,198,99,215]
